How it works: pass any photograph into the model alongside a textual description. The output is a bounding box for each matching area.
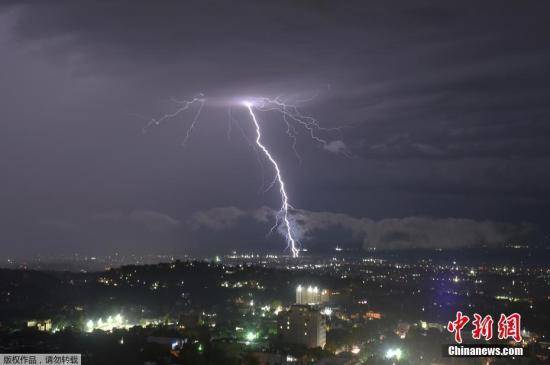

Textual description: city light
[245,331,258,341]
[296,284,329,305]
[84,314,130,332]
[308,286,319,293]
[245,331,259,345]
[385,348,402,360]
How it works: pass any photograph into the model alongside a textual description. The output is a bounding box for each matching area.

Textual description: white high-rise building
[295,285,329,305]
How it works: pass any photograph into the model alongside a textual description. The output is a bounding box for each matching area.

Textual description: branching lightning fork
[144,94,206,146]
[145,94,344,257]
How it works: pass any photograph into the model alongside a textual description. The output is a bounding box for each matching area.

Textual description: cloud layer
[190,206,535,250]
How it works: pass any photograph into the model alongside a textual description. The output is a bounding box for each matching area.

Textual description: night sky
[1,1,549,257]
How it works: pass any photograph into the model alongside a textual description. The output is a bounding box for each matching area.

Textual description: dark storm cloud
[0,209,182,257]
[1,1,549,256]
[189,207,247,231]
[189,206,536,250]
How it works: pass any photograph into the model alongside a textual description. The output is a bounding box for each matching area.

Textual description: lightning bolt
[143,94,206,146]
[244,101,299,257]
[248,96,350,160]
[145,92,346,258]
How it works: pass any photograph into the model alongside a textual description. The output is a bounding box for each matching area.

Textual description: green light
[245,331,258,342]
